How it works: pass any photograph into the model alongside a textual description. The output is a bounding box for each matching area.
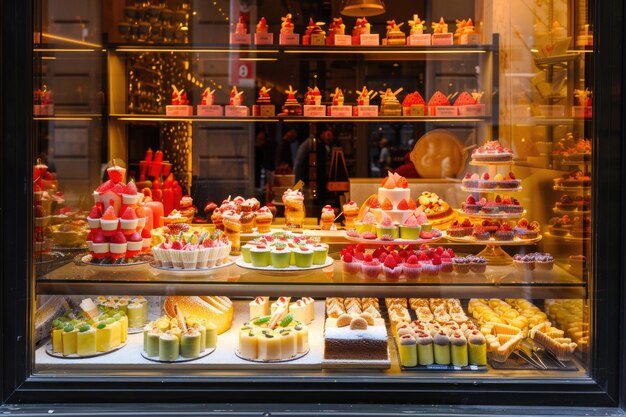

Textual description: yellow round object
[411,129,466,178]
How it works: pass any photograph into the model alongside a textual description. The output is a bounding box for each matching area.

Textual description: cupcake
[479,172,496,189]
[550,215,572,236]
[240,211,256,234]
[481,201,499,214]
[461,172,480,189]
[312,243,329,265]
[429,255,443,276]
[240,242,254,263]
[376,213,398,240]
[293,246,314,268]
[571,216,591,238]
[270,244,291,269]
[501,172,521,189]
[250,244,271,267]
[472,226,490,241]
[461,195,480,213]
[495,224,514,241]
[446,221,466,238]
[460,218,474,236]
[453,257,470,274]
[383,256,402,280]
[343,201,359,229]
[440,252,453,273]
[501,196,523,214]
[255,206,273,233]
[556,195,576,210]
[203,201,218,220]
[420,255,439,277]
[320,205,336,230]
[468,255,487,273]
[361,254,381,279]
[481,220,500,236]
[342,252,361,274]
[400,214,421,239]
[356,212,377,235]
[211,208,224,230]
[513,254,535,271]
[534,252,554,270]
[402,255,421,280]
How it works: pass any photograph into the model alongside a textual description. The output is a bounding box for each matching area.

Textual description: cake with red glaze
[471,140,514,162]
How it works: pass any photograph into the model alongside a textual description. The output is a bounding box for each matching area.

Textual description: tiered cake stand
[456,160,542,265]
[549,156,591,242]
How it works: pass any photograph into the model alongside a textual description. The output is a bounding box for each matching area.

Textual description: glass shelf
[108,43,495,56]
[33,114,102,121]
[36,259,586,298]
[110,114,491,124]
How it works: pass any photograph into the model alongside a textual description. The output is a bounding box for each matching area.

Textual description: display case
[2,0,626,411]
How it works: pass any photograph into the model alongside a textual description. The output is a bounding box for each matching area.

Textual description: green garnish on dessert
[253,315,271,325]
[280,313,294,327]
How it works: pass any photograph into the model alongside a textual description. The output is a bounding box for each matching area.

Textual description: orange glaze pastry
[254,206,273,233]
[221,210,242,255]
[342,201,359,229]
[240,210,256,234]
[320,205,335,230]
[211,208,223,230]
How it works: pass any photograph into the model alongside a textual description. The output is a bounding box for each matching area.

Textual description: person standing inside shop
[293,125,335,204]
[275,127,298,171]
[378,137,391,176]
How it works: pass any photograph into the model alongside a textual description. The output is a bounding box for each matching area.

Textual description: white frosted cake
[378,188,410,209]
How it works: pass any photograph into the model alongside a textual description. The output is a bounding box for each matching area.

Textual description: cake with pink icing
[378,171,410,208]
[369,171,413,225]
[375,212,398,240]
[399,213,422,239]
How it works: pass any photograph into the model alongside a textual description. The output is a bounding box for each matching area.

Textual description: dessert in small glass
[255,206,273,233]
[342,201,359,229]
[320,205,335,230]
[221,210,242,255]
[282,189,305,229]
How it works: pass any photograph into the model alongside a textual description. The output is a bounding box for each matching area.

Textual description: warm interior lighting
[116,47,279,54]
[40,33,102,48]
[341,0,386,17]
[284,49,487,54]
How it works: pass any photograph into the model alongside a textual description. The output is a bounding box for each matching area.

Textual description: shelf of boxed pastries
[112,14,492,53]
[132,75,488,120]
[35,295,588,376]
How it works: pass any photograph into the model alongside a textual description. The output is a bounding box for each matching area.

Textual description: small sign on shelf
[197,105,223,117]
[166,105,193,116]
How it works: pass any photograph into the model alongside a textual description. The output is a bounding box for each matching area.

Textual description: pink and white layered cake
[369,172,412,225]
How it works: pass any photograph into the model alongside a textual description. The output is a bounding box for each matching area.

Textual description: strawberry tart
[471,140,514,162]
